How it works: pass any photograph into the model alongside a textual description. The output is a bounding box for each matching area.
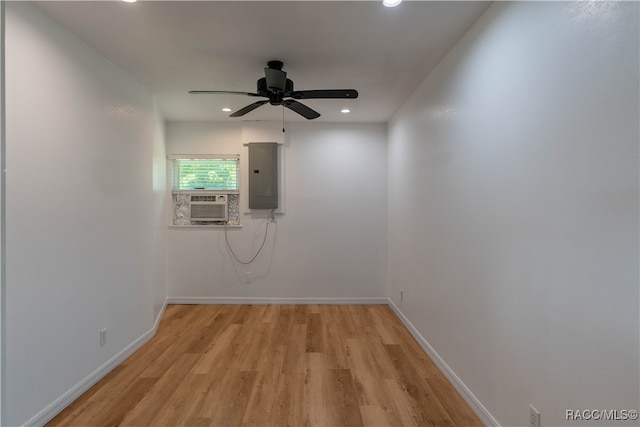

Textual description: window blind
[173,158,239,191]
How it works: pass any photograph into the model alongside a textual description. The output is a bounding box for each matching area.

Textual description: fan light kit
[190,60,358,120]
[383,0,402,7]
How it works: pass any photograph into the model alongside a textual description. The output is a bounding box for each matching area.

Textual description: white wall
[152,102,168,320]
[5,2,167,425]
[166,121,387,301]
[0,1,5,424]
[388,1,639,426]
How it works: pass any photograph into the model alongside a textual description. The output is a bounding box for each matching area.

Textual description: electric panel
[248,143,278,209]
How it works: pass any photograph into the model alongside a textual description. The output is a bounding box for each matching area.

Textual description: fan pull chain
[282,105,286,133]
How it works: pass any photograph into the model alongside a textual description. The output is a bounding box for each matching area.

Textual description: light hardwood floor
[48,304,482,427]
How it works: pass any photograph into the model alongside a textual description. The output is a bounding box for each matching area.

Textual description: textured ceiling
[35,1,490,122]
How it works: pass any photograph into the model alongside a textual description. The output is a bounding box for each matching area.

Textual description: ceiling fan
[189,60,358,120]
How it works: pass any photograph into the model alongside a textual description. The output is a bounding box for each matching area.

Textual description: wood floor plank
[192,323,241,375]
[384,344,455,427]
[383,377,429,427]
[335,304,360,339]
[47,304,482,427]
[119,353,201,426]
[235,322,273,371]
[182,417,211,427]
[369,305,403,345]
[184,325,223,354]
[426,377,485,427]
[292,304,308,324]
[241,320,288,425]
[325,368,364,427]
[90,377,159,427]
[304,312,323,353]
[345,337,393,406]
[265,373,305,427]
[260,303,278,324]
[146,373,210,427]
[359,404,393,427]
[190,359,244,420]
[302,352,326,426]
[321,315,350,370]
[241,371,276,426]
[210,370,258,426]
[280,323,307,374]
[272,305,294,345]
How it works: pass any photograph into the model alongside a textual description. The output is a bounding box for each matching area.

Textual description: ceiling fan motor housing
[257,77,294,105]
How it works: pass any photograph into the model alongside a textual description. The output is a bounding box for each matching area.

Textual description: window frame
[168,154,242,227]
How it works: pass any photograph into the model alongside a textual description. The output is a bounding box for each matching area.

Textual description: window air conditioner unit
[189,194,228,222]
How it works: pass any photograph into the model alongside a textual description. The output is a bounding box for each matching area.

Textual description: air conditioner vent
[189,194,228,221]
[191,195,222,202]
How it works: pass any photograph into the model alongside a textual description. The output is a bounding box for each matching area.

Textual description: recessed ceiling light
[341,109,351,114]
[222,107,232,112]
[122,0,137,3]
[383,0,402,7]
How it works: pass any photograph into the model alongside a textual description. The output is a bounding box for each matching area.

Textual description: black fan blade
[289,89,358,100]
[229,100,269,117]
[283,100,321,120]
[189,90,262,97]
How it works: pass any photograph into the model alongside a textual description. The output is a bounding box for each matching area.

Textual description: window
[169,155,241,226]
[171,156,239,191]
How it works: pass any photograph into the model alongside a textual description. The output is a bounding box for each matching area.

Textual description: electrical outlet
[529,405,540,427]
[99,328,107,347]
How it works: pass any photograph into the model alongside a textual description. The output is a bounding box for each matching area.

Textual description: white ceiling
[34,0,490,123]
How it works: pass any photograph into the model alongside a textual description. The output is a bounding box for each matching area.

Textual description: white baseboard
[153,299,169,330]
[387,299,500,427]
[24,299,169,427]
[167,296,388,305]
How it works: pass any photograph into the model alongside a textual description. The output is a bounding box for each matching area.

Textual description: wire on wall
[224,210,274,265]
